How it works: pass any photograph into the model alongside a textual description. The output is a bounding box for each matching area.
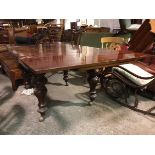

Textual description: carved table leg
[23,70,33,89]
[31,74,48,122]
[87,69,99,105]
[63,70,69,86]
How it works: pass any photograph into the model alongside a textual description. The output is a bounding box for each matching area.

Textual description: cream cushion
[113,64,154,86]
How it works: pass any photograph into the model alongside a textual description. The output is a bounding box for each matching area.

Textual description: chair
[100,36,155,116]
[103,63,155,116]
[101,37,125,49]
[99,37,126,87]
[0,45,24,91]
[0,29,24,91]
[127,19,155,98]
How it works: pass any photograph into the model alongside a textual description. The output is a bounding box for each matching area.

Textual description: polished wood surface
[129,19,155,52]
[9,42,152,74]
[8,42,154,121]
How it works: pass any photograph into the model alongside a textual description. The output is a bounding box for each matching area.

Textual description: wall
[94,19,120,32]
[64,19,120,31]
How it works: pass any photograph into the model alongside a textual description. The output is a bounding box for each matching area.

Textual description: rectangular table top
[8,42,153,74]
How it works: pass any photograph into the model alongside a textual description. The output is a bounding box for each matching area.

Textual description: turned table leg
[23,70,33,89]
[87,69,99,105]
[31,74,48,122]
[63,70,69,86]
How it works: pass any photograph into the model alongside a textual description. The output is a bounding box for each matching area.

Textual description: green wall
[79,32,131,48]
[79,32,114,48]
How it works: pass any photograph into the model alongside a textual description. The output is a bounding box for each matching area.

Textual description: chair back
[101,37,124,50]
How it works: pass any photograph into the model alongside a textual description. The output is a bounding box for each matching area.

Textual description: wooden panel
[129,19,155,52]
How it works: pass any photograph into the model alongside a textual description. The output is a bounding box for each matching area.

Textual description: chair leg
[11,80,17,91]
[134,89,139,108]
[10,73,17,91]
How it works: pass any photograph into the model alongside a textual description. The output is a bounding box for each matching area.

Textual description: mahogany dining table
[7,42,153,121]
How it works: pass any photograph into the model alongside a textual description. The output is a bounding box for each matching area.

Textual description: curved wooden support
[87,69,99,104]
[31,74,48,121]
[63,70,69,86]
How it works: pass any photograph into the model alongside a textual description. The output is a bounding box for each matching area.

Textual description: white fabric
[127,24,141,30]
[113,64,154,86]
[21,88,34,96]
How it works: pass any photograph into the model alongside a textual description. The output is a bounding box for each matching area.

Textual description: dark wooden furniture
[101,19,155,117]
[61,29,73,42]
[129,19,155,52]
[84,27,110,33]
[128,19,155,74]
[46,24,63,42]
[0,27,28,44]
[8,42,152,121]
[0,59,23,90]
[0,45,23,90]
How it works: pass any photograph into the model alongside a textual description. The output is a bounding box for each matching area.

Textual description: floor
[0,71,155,135]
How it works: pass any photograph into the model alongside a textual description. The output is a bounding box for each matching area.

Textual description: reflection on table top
[8,42,152,74]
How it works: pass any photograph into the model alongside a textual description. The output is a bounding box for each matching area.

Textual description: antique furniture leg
[23,69,33,89]
[10,69,23,91]
[31,74,48,122]
[11,78,17,91]
[87,69,99,105]
[63,70,69,86]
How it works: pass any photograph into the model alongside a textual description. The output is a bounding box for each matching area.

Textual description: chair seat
[113,63,154,86]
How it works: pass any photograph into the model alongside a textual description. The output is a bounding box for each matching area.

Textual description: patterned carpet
[0,71,155,135]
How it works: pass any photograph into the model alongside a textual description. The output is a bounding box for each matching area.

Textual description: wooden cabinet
[48,24,64,41]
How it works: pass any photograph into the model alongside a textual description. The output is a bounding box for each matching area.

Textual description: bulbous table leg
[23,70,33,89]
[87,69,99,105]
[31,74,48,121]
[21,67,31,89]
